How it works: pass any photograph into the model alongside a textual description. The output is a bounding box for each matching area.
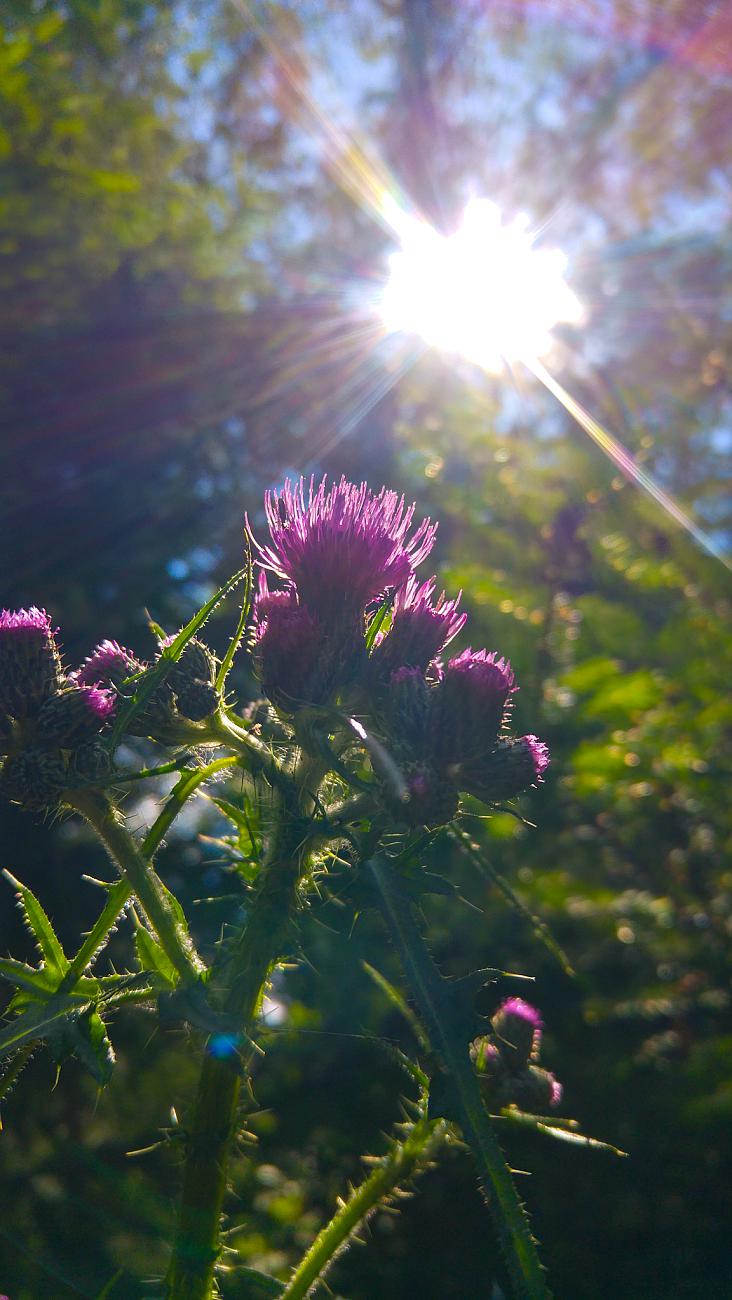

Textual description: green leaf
[0,994,93,1058]
[0,957,58,997]
[365,590,395,651]
[3,871,69,976]
[496,1108,628,1157]
[362,960,427,1048]
[64,1010,116,1086]
[215,535,252,690]
[135,926,177,988]
[110,563,249,745]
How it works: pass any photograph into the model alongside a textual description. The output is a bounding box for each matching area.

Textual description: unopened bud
[70,741,113,785]
[0,748,68,810]
[161,637,219,721]
[506,1065,562,1112]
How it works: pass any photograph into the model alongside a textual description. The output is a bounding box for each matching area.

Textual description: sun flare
[378,198,583,372]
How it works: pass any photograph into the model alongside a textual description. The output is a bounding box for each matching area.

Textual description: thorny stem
[368,856,550,1300]
[66,789,204,983]
[165,756,322,1300]
[280,1116,450,1300]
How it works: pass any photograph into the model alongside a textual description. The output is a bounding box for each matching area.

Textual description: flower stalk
[66,788,204,983]
[280,1115,450,1300]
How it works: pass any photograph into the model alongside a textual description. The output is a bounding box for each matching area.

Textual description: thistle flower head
[81,684,117,723]
[0,607,63,716]
[459,734,550,804]
[73,639,141,689]
[248,476,437,619]
[371,575,466,675]
[430,647,516,767]
[498,997,543,1030]
[0,607,53,636]
[253,577,333,711]
[37,683,116,746]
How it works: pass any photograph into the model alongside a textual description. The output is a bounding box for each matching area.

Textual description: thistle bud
[163,636,216,688]
[155,636,219,722]
[430,649,516,769]
[70,741,113,785]
[492,997,543,1068]
[470,1036,503,1080]
[252,578,360,712]
[0,748,68,810]
[174,680,220,722]
[73,639,142,690]
[383,666,431,753]
[506,1065,563,1112]
[37,685,116,747]
[0,608,63,718]
[399,762,459,829]
[459,735,549,804]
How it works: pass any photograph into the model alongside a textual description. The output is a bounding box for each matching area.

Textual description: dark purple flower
[82,685,117,723]
[37,684,116,746]
[430,647,516,768]
[253,576,337,711]
[0,607,63,716]
[497,997,543,1031]
[74,639,142,689]
[459,734,549,804]
[248,476,437,620]
[371,575,466,675]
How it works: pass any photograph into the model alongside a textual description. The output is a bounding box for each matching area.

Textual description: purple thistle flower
[253,576,338,711]
[248,476,437,619]
[37,683,116,746]
[498,997,544,1030]
[458,734,549,804]
[73,639,141,689]
[81,684,117,723]
[371,575,466,675]
[0,607,63,716]
[0,607,53,636]
[430,647,516,768]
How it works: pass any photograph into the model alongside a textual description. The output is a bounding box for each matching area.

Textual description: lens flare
[379,198,583,371]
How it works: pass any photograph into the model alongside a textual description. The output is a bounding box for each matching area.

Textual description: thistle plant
[0,477,622,1299]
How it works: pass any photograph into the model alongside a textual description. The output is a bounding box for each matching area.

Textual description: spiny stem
[280,1116,449,1300]
[165,778,313,1300]
[66,789,204,983]
[368,856,550,1300]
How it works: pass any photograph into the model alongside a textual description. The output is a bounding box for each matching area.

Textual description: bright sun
[378,198,583,372]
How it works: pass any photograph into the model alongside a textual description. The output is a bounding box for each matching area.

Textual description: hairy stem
[281,1116,449,1300]
[368,857,550,1300]
[66,789,204,983]
[165,784,313,1300]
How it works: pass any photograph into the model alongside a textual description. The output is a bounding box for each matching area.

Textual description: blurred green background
[1,2,731,1296]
